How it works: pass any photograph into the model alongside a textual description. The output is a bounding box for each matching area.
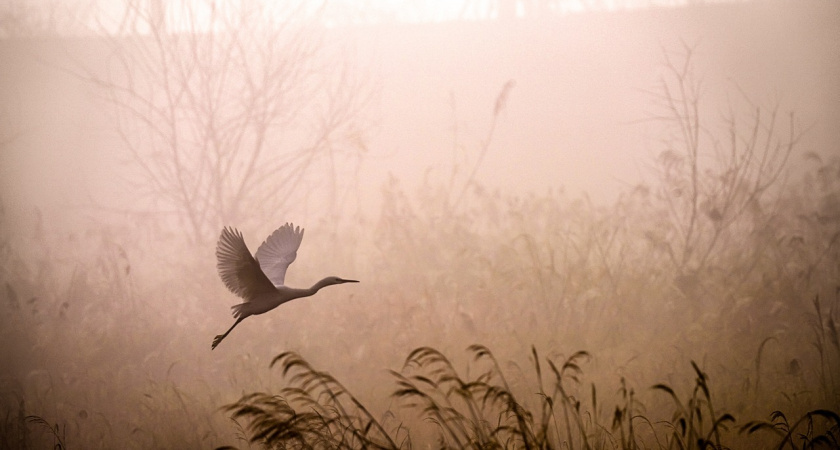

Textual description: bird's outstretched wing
[216,227,276,300]
[254,223,304,286]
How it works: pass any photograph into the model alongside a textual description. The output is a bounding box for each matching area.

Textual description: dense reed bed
[2,154,837,448]
[224,343,839,449]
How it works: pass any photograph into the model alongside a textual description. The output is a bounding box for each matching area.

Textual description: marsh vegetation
[3,79,838,445]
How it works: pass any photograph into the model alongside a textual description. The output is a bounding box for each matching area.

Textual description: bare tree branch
[74,0,372,243]
[646,45,802,300]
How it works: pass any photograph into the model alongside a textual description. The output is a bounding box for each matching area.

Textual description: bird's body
[212,224,357,350]
[232,282,341,317]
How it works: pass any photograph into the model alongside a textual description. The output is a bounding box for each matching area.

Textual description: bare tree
[643,44,802,299]
[81,0,371,244]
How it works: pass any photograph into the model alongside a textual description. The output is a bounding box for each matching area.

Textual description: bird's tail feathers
[231,303,246,319]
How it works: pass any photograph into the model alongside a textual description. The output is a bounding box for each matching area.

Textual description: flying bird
[212,223,358,350]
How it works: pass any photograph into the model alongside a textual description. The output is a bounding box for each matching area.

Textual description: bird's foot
[211,334,225,350]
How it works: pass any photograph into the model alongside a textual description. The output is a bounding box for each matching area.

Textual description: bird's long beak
[338,278,359,283]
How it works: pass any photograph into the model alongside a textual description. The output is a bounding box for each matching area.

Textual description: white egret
[212,223,358,350]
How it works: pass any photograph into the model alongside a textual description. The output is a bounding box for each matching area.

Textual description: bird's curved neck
[309,277,336,293]
[276,278,339,304]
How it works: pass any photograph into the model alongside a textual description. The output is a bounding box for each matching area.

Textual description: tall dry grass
[224,344,838,449]
[2,155,838,448]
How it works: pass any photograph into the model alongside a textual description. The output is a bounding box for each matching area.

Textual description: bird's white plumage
[254,222,304,287]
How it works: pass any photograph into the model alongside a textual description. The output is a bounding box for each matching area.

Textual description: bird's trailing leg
[212,317,244,350]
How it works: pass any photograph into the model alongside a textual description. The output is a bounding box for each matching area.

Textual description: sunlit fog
[1,0,839,448]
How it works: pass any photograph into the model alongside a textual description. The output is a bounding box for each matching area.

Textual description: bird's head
[311,276,359,292]
[324,276,359,286]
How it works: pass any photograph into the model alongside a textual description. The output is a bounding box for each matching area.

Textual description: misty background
[1,0,839,448]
